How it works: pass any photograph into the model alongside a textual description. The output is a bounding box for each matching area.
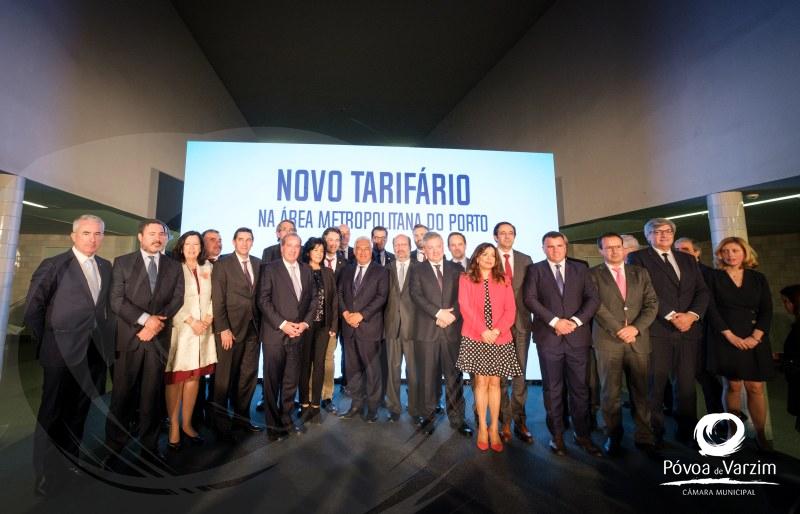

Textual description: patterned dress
[456,279,522,377]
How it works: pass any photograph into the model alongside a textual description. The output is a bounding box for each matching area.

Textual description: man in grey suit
[24,214,114,496]
[258,233,314,440]
[628,218,709,444]
[524,231,601,456]
[384,234,420,422]
[211,228,263,439]
[410,232,472,436]
[493,221,534,444]
[590,233,659,456]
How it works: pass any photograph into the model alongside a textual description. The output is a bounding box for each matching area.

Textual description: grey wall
[427,0,800,225]
[0,0,252,217]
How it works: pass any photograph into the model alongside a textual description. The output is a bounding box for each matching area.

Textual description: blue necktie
[147,256,157,292]
[354,265,364,294]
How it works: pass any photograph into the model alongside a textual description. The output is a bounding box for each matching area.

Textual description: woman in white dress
[164,231,216,450]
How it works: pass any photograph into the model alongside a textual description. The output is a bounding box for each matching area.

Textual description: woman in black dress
[707,237,773,449]
[298,237,338,422]
[779,284,800,432]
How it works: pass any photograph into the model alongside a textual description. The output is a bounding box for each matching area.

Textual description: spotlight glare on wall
[22,200,48,209]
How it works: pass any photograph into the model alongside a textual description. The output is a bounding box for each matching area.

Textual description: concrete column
[0,174,25,381]
[705,190,772,441]
[707,190,748,252]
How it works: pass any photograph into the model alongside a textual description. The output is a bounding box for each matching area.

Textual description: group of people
[24,212,797,497]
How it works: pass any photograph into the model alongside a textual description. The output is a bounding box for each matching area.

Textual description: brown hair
[714,236,759,269]
[466,243,507,284]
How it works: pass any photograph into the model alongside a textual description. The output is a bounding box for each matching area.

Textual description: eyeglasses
[652,229,674,236]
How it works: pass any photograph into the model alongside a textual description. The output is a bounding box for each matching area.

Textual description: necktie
[242,260,253,290]
[147,255,157,292]
[398,262,406,292]
[662,252,680,281]
[504,253,513,283]
[326,257,334,270]
[612,266,626,300]
[380,252,386,266]
[354,265,365,294]
[434,264,443,291]
[289,264,302,300]
[84,257,100,304]
[555,263,565,295]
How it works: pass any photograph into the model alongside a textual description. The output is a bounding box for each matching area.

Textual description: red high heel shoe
[477,428,489,452]
[490,431,504,453]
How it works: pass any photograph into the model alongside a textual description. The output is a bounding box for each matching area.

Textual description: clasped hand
[554,318,577,336]
[436,308,456,328]
[616,325,638,344]
[670,312,696,332]
[343,311,364,328]
[137,315,167,342]
[281,321,307,338]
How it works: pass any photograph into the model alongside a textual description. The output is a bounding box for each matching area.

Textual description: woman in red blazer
[457,242,522,452]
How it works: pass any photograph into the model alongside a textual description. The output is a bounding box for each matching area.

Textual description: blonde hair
[714,236,759,269]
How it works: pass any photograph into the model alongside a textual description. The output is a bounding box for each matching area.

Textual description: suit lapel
[67,254,95,307]
[648,247,679,286]
[277,262,299,303]
[512,251,525,290]
[131,254,152,301]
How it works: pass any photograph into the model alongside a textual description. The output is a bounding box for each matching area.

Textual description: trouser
[211,325,260,432]
[385,336,421,416]
[35,343,105,476]
[538,343,591,438]
[649,336,698,439]
[106,345,166,453]
[418,334,464,424]
[262,338,301,431]
[343,335,382,412]
[300,321,329,406]
[595,346,654,444]
[500,328,531,426]
[321,333,338,401]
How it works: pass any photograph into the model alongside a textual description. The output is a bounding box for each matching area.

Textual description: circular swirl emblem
[694,413,745,457]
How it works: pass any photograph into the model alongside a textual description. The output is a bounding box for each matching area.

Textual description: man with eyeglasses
[371,226,394,267]
[628,218,709,446]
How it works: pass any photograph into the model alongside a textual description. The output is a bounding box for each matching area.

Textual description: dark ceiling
[170,1,554,145]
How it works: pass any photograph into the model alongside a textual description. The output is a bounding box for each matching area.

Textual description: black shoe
[340,407,362,419]
[241,423,265,433]
[321,400,338,414]
[573,434,603,457]
[549,435,567,456]
[414,416,426,427]
[256,401,265,412]
[388,412,401,422]
[34,474,51,498]
[602,437,621,456]
[167,440,182,452]
[366,411,379,423]
[292,424,307,435]
[267,430,288,442]
[452,422,473,437]
[514,424,534,444]
[435,406,444,415]
[181,430,205,446]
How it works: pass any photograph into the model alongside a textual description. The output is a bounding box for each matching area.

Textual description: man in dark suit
[321,226,347,412]
[338,237,389,421]
[371,226,395,266]
[494,221,534,443]
[104,219,184,466]
[590,233,659,456]
[24,215,113,496]
[524,231,601,456]
[202,229,223,263]
[628,219,709,443]
[447,231,469,271]
[257,233,313,440]
[409,232,472,436]
[338,223,355,262]
[410,223,428,262]
[384,234,420,422]
[261,218,296,263]
[674,236,723,417]
[211,227,263,439]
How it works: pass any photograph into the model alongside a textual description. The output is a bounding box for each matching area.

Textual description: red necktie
[326,257,333,269]
[504,253,513,283]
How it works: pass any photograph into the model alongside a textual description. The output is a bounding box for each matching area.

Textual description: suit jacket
[506,250,533,334]
[324,253,348,281]
[409,260,463,343]
[338,246,355,263]
[258,260,314,343]
[410,249,425,263]
[589,263,659,354]
[627,247,709,339]
[110,251,184,354]
[212,253,262,343]
[450,257,470,271]
[384,259,417,340]
[338,262,389,342]
[523,260,600,349]
[458,274,515,344]
[24,249,114,367]
[261,243,281,264]
[372,248,395,267]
